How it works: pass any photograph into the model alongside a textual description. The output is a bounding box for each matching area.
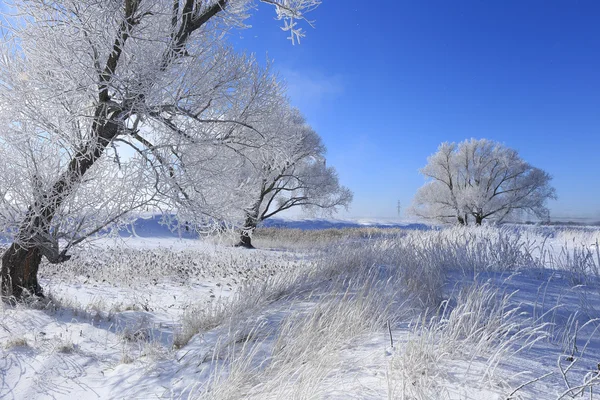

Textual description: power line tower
[397,200,401,217]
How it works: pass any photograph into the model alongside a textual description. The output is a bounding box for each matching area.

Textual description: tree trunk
[475,215,483,225]
[0,109,121,301]
[1,244,43,301]
[237,231,254,248]
[236,216,257,249]
[457,216,465,225]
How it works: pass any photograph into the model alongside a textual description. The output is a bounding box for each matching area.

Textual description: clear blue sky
[2,1,598,220]
[232,1,600,220]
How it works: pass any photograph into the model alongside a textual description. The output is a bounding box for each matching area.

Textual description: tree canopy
[411,139,557,225]
[0,0,323,299]
[234,106,353,247]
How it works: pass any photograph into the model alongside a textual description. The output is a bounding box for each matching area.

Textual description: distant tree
[235,107,353,248]
[0,0,321,300]
[410,139,556,225]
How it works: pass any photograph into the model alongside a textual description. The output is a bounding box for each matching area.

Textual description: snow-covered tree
[410,139,556,225]
[234,106,352,248]
[0,0,321,300]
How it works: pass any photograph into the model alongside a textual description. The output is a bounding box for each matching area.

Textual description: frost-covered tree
[0,0,321,300]
[411,139,556,225]
[234,106,352,248]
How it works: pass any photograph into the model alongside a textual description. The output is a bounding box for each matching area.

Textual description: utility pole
[397,200,401,217]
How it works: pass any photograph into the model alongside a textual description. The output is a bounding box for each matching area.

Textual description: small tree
[411,139,556,225]
[0,0,321,300]
[235,107,352,248]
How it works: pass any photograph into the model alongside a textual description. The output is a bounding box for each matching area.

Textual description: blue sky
[232,1,600,220]
[1,1,597,220]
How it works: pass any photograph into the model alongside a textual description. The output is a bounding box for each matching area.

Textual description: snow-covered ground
[2,223,600,399]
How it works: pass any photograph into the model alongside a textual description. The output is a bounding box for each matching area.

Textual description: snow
[2,221,600,399]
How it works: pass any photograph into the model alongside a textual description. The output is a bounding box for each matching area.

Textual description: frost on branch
[0,0,322,299]
[260,0,321,44]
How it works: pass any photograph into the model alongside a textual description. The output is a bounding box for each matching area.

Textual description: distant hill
[118,215,200,239]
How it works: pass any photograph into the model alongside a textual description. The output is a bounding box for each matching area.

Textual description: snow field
[1,225,600,399]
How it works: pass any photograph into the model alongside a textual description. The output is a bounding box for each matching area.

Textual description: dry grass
[3,335,28,349]
[4,223,600,399]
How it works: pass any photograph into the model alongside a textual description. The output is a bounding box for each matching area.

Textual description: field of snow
[2,222,600,399]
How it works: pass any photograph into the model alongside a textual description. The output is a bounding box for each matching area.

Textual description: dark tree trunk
[237,232,254,249]
[475,215,483,225]
[1,244,43,301]
[236,216,257,249]
[457,216,465,225]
